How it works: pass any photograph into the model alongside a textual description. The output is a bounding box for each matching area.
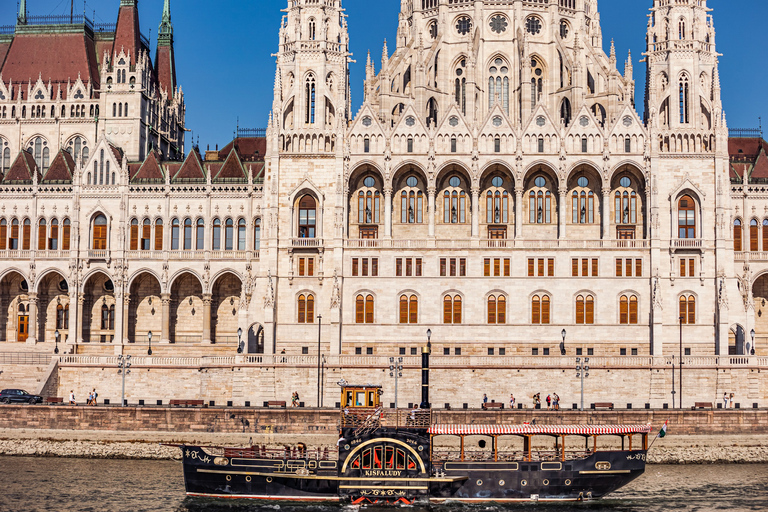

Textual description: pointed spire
[159,0,173,40]
[382,39,389,69]
[609,39,616,66]
[624,50,633,80]
[18,0,27,25]
[366,50,373,80]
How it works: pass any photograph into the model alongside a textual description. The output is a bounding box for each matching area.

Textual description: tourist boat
[174,345,653,504]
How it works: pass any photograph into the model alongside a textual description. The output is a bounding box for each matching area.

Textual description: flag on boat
[657,420,668,438]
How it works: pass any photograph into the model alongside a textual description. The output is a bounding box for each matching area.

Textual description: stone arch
[247,322,265,354]
[128,271,162,344]
[169,271,204,344]
[35,269,69,344]
[751,274,768,355]
[729,324,746,356]
[0,269,30,343]
[168,269,204,294]
[81,269,115,343]
[390,161,428,189]
[127,268,163,293]
[211,271,243,345]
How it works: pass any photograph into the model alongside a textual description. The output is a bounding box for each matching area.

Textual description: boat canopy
[428,424,653,436]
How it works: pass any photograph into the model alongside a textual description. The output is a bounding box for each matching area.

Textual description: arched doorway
[211,273,242,345]
[0,271,29,342]
[169,272,203,343]
[248,323,265,354]
[82,272,115,343]
[128,273,162,343]
[37,271,69,344]
[729,325,745,356]
[751,273,768,355]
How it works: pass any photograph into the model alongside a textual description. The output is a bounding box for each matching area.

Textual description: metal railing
[0,352,53,365]
[237,128,266,138]
[730,128,762,138]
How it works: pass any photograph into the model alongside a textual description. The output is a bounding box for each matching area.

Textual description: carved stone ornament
[718,278,729,311]
[264,270,275,310]
[330,269,341,309]
[652,277,663,311]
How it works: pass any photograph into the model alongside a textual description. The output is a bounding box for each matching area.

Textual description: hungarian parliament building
[0,0,765,384]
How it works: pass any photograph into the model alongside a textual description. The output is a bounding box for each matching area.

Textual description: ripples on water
[1,457,766,512]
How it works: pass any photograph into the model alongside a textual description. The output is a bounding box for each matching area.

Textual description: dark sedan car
[0,389,43,404]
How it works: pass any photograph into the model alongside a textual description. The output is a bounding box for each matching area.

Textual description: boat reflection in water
[174,344,652,504]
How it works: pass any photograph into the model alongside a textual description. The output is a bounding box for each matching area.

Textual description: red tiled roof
[132,151,164,181]
[128,163,142,179]
[0,41,11,69]
[4,150,40,182]
[213,149,246,181]
[173,150,205,180]
[731,163,747,180]
[113,2,142,66]
[1,33,98,98]
[219,137,266,162]
[156,44,176,99]
[729,138,764,159]
[108,143,123,164]
[43,150,75,182]
[751,150,768,180]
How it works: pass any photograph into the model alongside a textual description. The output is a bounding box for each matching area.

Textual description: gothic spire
[159,0,173,40]
[18,0,27,25]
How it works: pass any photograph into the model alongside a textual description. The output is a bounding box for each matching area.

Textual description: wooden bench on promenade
[482,401,504,410]
[169,399,204,407]
[593,402,614,410]
[265,400,287,408]
[692,402,713,410]
[45,397,63,405]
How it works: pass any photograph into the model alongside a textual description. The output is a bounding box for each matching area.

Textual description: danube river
[1,457,766,512]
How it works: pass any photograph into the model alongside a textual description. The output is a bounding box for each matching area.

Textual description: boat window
[367,391,375,407]
[374,447,383,469]
[396,449,406,470]
[408,456,417,470]
[351,455,360,468]
[362,449,372,469]
[345,391,353,407]
[355,391,365,406]
[385,447,395,470]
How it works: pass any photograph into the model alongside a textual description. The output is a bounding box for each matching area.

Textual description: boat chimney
[420,329,431,409]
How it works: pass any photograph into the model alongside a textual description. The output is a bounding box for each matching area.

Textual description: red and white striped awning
[428,424,653,436]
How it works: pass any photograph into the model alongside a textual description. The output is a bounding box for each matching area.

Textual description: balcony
[292,238,323,249]
[0,250,32,260]
[87,250,108,259]
[671,239,704,249]
[125,250,163,260]
[735,251,768,262]
[342,239,651,250]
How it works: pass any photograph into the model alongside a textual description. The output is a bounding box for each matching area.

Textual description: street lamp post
[237,327,243,354]
[320,355,326,407]
[669,356,676,408]
[575,357,589,411]
[389,356,403,410]
[560,329,566,356]
[750,328,756,356]
[317,314,322,408]
[679,315,683,409]
[147,331,152,356]
[117,354,132,407]
[54,329,59,355]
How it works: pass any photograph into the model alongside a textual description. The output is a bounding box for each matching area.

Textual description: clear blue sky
[2,0,766,150]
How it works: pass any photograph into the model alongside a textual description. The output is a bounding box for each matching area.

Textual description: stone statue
[330,269,341,309]
[264,270,275,310]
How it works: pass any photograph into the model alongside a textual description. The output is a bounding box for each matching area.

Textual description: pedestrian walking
[86,390,93,406]
[482,393,488,410]
[723,392,728,408]
[729,392,735,408]
[68,390,76,405]
[91,388,98,406]
[553,393,560,411]
[509,394,515,409]
[546,394,552,410]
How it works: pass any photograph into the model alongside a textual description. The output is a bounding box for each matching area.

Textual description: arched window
[92,215,107,250]
[0,219,6,250]
[678,18,686,39]
[358,179,381,224]
[2,147,9,173]
[615,177,638,225]
[141,219,151,250]
[308,18,316,40]
[37,219,46,250]
[763,220,768,251]
[49,219,59,250]
[571,176,594,224]
[254,218,261,251]
[443,176,466,224]
[679,74,689,124]
[620,295,639,325]
[733,219,742,252]
[237,219,246,250]
[9,219,19,250]
[154,219,163,251]
[531,294,551,324]
[101,304,110,330]
[576,295,595,324]
[355,294,375,324]
[678,195,696,238]
[22,219,31,250]
[560,98,572,126]
[298,294,315,323]
[486,177,508,224]
[488,57,510,113]
[487,295,507,324]
[455,58,467,115]
[750,219,759,251]
[298,195,317,238]
[305,75,316,124]
[529,176,552,224]
[130,218,139,251]
[171,219,180,250]
[399,294,418,324]
[29,137,49,172]
[224,218,234,250]
[62,219,71,251]
[401,176,423,224]
[443,295,462,324]
[426,97,438,127]
[183,218,193,250]
[56,304,68,330]
[530,58,544,110]
[212,219,221,250]
[679,295,695,324]
[196,219,205,250]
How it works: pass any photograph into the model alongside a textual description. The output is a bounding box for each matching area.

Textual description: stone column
[602,188,611,240]
[384,187,392,239]
[67,290,77,346]
[428,186,436,237]
[161,293,171,344]
[76,294,85,344]
[558,187,567,239]
[471,186,480,238]
[122,294,130,343]
[515,187,524,239]
[26,293,38,345]
[202,293,213,344]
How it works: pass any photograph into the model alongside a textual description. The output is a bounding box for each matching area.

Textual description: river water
[1,457,766,512]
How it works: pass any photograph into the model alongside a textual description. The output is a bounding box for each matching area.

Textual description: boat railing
[341,407,432,431]
[221,445,337,461]
[432,449,595,463]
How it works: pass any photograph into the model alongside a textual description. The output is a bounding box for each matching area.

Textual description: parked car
[0,389,43,404]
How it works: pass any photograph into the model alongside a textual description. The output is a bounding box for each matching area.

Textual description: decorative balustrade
[671,239,704,249]
[291,238,323,248]
[87,250,108,259]
[344,239,651,250]
[0,250,32,260]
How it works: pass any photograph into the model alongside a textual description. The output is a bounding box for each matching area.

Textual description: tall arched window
[619,295,639,325]
[22,219,31,250]
[679,295,695,324]
[733,219,743,252]
[529,176,552,224]
[615,177,638,225]
[358,179,380,224]
[298,294,315,323]
[49,219,58,250]
[142,219,151,250]
[92,215,107,250]
[399,294,419,324]
[678,18,686,39]
[37,219,47,250]
[487,295,506,324]
[171,219,180,250]
[298,195,317,238]
[308,18,316,40]
[355,294,375,324]
[678,195,696,238]
[237,219,246,250]
[101,304,110,330]
[443,176,466,224]
[154,219,163,251]
[763,220,768,251]
[0,219,6,250]
[531,294,551,324]
[454,59,467,115]
[750,219,759,251]
[572,176,594,224]
[560,98,572,126]
[443,295,462,324]
[401,176,423,224]
[196,219,205,250]
[486,176,508,224]
[576,295,595,324]
[212,219,221,250]
[254,218,261,251]
[679,74,689,124]
[129,219,139,251]
[530,57,544,110]
[426,97,438,127]
[488,57,510,113]
[62,219,71,251]
[183,218,193,250]
[224,219,234,250]
[305,75,316,124]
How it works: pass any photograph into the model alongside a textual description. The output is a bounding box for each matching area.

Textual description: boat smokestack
[420,331,431,409]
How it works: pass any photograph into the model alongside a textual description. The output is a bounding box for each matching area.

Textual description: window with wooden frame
[679,295,695,324]
[763,220,768,251]
[440,257,466,276]
[619,295,638,324]
[487,295,506,324]
[678,195,696,239]
[298,257,315,277]
[399,295,418,324]
[750,219,759,251]
[529,258,554,277]
[531,294,551,324]
[679,258,695,277]
[37,219,47,250]
[355,294,375,324]
[129,219,139,251]
[484,258,511,277]
[0,219,7,250]
[154,219,163,251]
[443,295,462,324]
[575,294,595,324]
[396,258,419,277]
[616,258,642,277]
[22,219,31,250]
[141,219,152,250]
[92,215,107,250]
[734,219,743,251]
[298,294,315,323]
[62,219,71,251]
